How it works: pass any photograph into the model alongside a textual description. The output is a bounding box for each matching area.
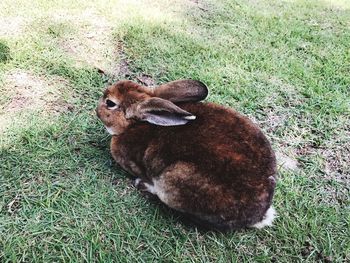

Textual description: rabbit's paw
[133,178,156,194]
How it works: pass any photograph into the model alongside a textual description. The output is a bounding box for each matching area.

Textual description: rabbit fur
[96,79,277,231]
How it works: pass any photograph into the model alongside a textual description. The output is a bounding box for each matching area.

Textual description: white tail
[251,206,276,229]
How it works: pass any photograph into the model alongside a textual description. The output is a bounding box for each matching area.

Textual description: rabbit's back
[137,102,276,182]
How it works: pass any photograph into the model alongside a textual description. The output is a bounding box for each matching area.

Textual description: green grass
[0,0,349,262]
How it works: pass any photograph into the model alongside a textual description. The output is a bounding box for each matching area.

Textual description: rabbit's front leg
[111,137,144,177]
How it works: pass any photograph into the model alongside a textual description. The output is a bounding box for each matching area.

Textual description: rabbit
[96,79,277,231]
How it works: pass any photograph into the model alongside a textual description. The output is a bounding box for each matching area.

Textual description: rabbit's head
[96,80,208,135]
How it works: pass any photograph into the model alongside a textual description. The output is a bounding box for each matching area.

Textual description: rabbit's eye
[106,99,117,108]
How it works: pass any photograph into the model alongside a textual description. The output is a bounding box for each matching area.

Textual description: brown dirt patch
[322,135,350,183]
[0,70,73,131]
[115,41,131,79]
[275,151,299,170]
[295,130,349,185]
[51,10,119,77]
[136,74,155,86]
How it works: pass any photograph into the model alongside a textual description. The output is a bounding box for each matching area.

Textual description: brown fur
[96,80,277,230]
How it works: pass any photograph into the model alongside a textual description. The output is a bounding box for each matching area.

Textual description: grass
[0,0,349,262]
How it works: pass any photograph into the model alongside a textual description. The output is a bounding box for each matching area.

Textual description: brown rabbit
[96,79,277,231]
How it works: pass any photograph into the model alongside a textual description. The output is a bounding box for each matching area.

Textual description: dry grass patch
[322,131,350,183]
[275,151,299,171]
[50,10,118,74]
[0,70,73,131]
[0,16,29,38]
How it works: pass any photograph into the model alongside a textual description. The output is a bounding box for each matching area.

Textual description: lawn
[0,0,349,262]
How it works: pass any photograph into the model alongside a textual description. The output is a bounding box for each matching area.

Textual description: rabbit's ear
[152,80,208,103]
[126,97,196,126]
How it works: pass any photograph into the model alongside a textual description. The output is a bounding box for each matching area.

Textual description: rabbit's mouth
[105,126,117,135]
